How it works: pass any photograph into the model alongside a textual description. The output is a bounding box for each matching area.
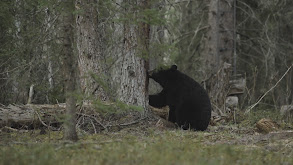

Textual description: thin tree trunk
[60,0,78,141]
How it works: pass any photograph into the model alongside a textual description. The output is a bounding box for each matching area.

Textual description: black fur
[149,65,211,131]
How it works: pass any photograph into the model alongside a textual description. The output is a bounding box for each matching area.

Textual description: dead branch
[245,63,293,113]
[35,110,60,131]
[76,112,108,131]
[0,103,150,133]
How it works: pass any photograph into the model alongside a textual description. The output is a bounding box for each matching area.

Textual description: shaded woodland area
[0,0,293,164]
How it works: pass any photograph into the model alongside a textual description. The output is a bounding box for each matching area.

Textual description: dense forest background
[1,0,293,163]
[1,0,293,113]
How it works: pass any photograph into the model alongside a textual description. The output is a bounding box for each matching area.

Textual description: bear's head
[148,65,177,87]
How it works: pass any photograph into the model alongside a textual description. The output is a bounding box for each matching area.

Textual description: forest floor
[0,110,293,165]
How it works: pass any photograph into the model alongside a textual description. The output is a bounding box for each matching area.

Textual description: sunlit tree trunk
[60,0,78,141]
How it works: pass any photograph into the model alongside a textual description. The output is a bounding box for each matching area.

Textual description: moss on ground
[1,126,293,165]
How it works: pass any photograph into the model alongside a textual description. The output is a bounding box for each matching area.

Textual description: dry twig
[34,110,59,131]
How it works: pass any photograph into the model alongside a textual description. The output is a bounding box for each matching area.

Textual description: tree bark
[0,104,64,128]
[60,0,78,141]
[75,0,150,112]
[76,0,110,101]
[111,0,150,112]
[202,0,235,114]
[203,0,234,73]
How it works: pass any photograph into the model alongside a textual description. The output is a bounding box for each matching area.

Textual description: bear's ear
[171,65,177,71]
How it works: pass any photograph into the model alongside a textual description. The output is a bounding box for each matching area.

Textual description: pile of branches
[0,104,148,134]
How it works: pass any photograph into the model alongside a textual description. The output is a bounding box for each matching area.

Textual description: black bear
[149,65,211,131]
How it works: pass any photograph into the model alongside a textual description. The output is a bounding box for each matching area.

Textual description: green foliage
[89,72,112,97]
[0,0,66,105]
[149,42,179,64]
[92,99,144,114]
[112,0,166,26]
[137,8,166,25]
[0,1,15,40]
[89,72,144,113]
[239,107,283,127]
[0,1,17,104]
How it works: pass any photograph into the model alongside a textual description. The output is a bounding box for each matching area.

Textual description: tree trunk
[60,0,78,141]
[203,0,234,73]
[76,0,150,112]
[111,0,150,112]
[76,0,110,101]
[202,0,235,114]
[116,24,148,108]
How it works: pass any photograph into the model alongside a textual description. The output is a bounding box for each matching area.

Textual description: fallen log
[0,104,169,132]
[0,104,65,129]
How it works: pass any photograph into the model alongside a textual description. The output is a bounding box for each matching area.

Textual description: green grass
[1,129,292,165]
[237,107,293,129]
